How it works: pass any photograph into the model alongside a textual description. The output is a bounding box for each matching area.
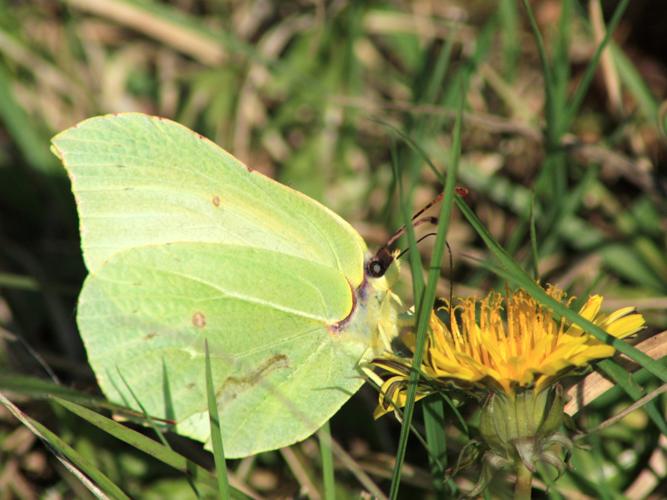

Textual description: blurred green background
[0,1,666,498]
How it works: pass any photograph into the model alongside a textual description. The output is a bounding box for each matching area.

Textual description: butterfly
[52,113,400,457]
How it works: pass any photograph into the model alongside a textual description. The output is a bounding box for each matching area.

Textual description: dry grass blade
[330,437,388,500]
[565,330,667,415]
[0,29,75,96]
[624,434,667,499]
[589,0,622,114]
[66,0,225,65]
[0,393,110,499]
[280,447,321,500]
[363,10,474,43]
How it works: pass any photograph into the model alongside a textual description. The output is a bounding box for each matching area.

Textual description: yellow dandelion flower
[372,285,645,417]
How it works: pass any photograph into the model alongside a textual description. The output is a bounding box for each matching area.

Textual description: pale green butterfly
[51,113,400,458]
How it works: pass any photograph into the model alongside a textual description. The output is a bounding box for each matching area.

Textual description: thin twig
[580,383,667,436]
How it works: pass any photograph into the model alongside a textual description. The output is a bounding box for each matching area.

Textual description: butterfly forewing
[52,113,367,287]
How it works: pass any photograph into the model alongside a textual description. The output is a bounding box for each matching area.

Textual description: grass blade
[611,43,659,121]
[0,392,130,499]
[499,0,520,80]
[51,397,206,480]
[388,90,464,500]
[205,339,231,499]
[565,0,631,128]
[318,420,335,500]
[596,359,667,436]
[116,369,171,448]
[51,396,255,498]
[529,194,539,280]
[0,271,40,291]
[0,373,185,424]
[0,64,57,173]
[423,396,449,496]
[520,0,556,141]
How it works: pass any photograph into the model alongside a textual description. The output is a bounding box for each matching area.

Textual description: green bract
[51,113,399,457]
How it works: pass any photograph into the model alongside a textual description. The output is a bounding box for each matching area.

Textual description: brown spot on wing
[192,312,206,329]
[212,195,221,207]
[144,332,157,340]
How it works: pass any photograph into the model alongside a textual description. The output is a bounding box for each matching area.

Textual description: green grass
[0,1,665,497]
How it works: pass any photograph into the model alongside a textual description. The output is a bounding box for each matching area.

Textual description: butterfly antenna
[366,187,467,278]
[366,217,439,277]
[386,186,468,248]
[395,232,438,261]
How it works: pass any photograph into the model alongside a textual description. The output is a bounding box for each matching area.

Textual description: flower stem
[514,461,533,500]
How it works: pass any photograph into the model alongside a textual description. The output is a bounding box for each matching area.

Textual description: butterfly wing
[52,114,390,457]
[51,113,366,286]
[78,242,368,457]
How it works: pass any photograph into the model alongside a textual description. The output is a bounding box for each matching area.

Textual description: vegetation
[0,1,665,498]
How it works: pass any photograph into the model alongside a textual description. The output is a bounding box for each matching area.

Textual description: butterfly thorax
[329,255,401,361]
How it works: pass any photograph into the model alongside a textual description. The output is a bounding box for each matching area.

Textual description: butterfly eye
[367,259,385,278]
[366,247,394,278]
